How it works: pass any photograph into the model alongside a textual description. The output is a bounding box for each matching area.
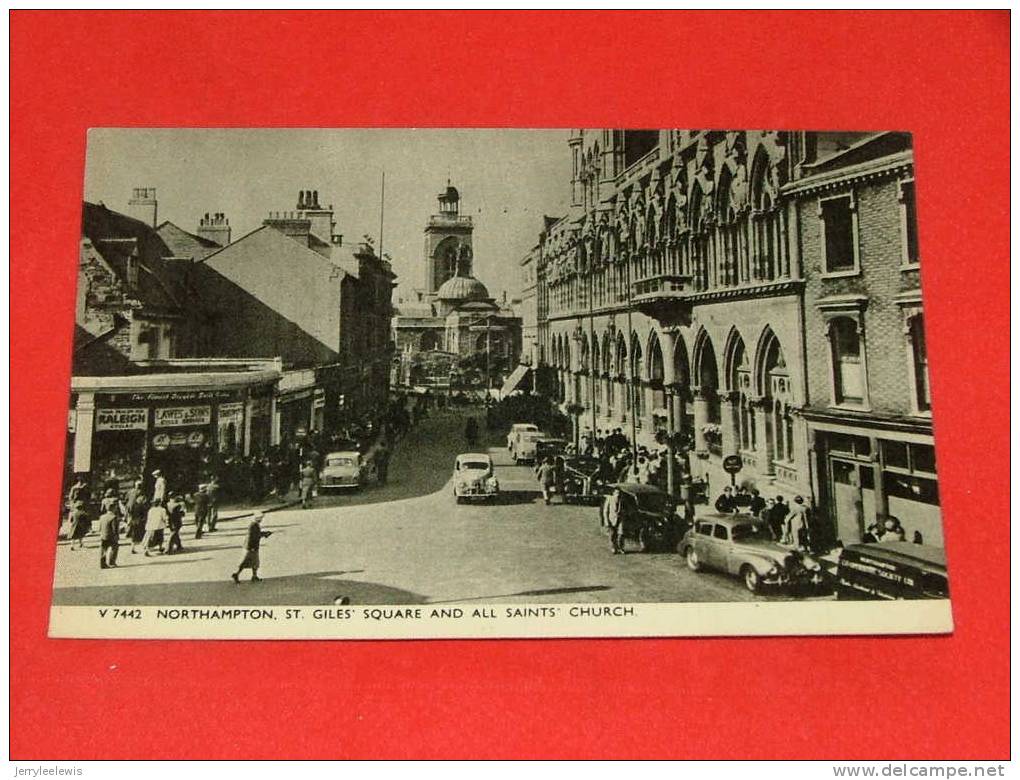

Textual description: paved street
[52,409,791,606]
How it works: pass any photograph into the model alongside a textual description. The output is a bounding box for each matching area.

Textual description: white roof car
[507,423,540,449]
[453,453,499,502]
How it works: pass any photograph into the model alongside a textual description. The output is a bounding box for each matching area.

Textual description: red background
[10,11,1010,759]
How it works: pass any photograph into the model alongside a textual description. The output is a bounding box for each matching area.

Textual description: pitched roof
[82,202,187,315]
[199,225,350,354]
[156,220,223,258]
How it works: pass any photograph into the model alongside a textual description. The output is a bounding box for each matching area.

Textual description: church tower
[423,181,473,297]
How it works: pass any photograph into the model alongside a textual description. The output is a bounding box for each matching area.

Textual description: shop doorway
[828,457,877,545]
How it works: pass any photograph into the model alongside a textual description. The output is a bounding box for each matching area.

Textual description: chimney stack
[197,212,231,247]
[127,187,158,227]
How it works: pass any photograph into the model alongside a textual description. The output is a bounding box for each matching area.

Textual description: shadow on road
[428,584,613,604]
[309,410,490,509]
[52,569,428,606]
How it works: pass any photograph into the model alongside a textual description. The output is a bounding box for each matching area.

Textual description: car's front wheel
[742,565,762,593]
[685,547,701,571]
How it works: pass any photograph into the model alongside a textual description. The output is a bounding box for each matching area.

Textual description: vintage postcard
[50,128,950,639]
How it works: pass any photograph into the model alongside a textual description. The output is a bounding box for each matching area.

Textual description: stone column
[721,390,741,457]
[752,397,774,475]
[244,396,255,457]
[692,390,709,453]
[72,392,96,474]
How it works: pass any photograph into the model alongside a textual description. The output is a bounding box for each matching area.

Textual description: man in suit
[604,487,625,555]
[192,484,210,539]
[97,509,119,569]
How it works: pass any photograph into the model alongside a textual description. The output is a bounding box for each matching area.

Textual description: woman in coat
[67,500,91,550]
[142,498,169,557]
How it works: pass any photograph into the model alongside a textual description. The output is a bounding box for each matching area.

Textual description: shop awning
[500,364,531,399]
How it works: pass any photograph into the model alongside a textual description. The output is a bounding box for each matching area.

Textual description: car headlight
[767,565,780,577]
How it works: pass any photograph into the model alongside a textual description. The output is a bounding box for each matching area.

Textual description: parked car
[534,436,568,462]
[832,542,948,600]
[506,423,539,451]
[452,453,500,503]
[680,514,824,593]
[511,430,546,464]
[611,483,679,553]
[561,455,607,504]
[319,450,372,491]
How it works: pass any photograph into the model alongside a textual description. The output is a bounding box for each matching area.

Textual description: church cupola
[438,181,460,215]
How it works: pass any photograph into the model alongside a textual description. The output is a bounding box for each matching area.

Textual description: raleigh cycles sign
[95,407,148,431]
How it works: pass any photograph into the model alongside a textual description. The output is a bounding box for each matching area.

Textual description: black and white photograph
[51,128,950,639]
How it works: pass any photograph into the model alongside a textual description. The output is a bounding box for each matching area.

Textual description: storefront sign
[154,406,212,428]
[101,389,242,405]
[152,433,171,451]
[250,398,272,417]
[96,407,149,431]
[217,402,244,423]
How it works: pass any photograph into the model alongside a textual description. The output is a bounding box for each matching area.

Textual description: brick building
[71,200,281,494]
[792,134,938,546]
[69,187,396,495]
[193,189,397,439]
[524,129,939,546]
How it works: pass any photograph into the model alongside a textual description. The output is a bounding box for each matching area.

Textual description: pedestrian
[535,457,557,505]
[880,517,906,543]
[464,417,479,449]
[763,498,780,538]
[747,488,767,519]
[714,486,737,514]
[67,500,91,550]
[771,495,790,541]
[733,486,753,510]
[205,476,220,531]
[862,522,883,544]
[151,469,167,504]
[142,498,168,557]
[165,493,185,554]
[375,442,390,486]
[231,511,273,583]
[299,461,318,509]
[787,495,811,549]
[124,480,147,553]
[605,486,625,554]
[100,487,121,518]
[192,484,210,539]
[97,508,119,569]
[67,475,87,509]
[553,456,566,503]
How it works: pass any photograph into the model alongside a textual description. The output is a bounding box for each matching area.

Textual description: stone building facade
[527,129,938,546]
[393,184,521,390]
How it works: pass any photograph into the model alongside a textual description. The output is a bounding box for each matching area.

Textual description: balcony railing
[630,274,694,325]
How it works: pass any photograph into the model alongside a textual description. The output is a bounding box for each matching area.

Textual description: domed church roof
[436,274,490,302]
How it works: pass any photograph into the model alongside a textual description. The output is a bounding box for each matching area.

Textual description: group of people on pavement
[64,469,221,570]
[714,486,814,550]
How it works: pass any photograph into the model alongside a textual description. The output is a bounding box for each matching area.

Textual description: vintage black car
[610,483,679,553]
[561,455,606,504]
[833,542,948,600]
